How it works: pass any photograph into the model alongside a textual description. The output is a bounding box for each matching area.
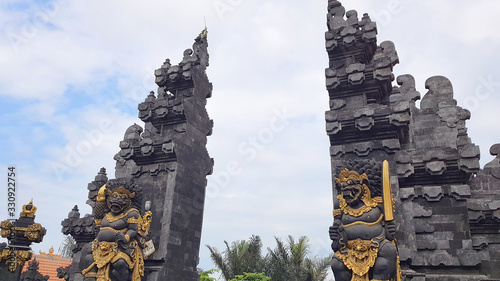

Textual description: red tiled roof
[22,247,73,280]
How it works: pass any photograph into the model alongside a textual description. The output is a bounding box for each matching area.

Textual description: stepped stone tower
[325,1,500,280]
[61,29,213,281]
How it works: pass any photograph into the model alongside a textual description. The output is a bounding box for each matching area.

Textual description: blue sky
[1,0,500,278]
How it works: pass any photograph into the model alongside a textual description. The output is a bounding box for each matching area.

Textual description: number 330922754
[7,166,16,218]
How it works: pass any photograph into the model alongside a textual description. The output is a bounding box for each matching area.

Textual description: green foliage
[198,268,219,281]
[207,235,265,280]
[229,272,271,281]
[265,235,333,281]
[207,235,332,281]
[266,235,311,281]
[304,254,333,281]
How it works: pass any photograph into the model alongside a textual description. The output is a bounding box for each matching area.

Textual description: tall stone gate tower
[325,1,500,280]
[61,30,213,281]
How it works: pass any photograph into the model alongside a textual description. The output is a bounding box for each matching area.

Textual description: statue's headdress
[103,179,142,210]
[334,159,382,197]
[335,168,369,189]
[106,186,136,199]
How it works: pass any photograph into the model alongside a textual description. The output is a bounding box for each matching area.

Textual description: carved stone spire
[326,1,498,280]
[62,30,213,281]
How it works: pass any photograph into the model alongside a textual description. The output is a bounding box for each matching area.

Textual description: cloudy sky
[1,0,500,276]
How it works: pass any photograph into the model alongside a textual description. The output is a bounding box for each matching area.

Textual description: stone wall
[325,1,500,279]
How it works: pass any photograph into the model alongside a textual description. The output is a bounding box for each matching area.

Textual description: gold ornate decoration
[0,199,46,273]
[82,240,120,280]
[24,223,45,242]
[20,199,37,218]
[127,217,140,224]
[335,168,368,187]
[39,246,62,257]
[83,240,144,281]
[138,211,152,237]
[343,214,384,228]
[0,249,33,272]
[97,185,107,202]
[106,186,135,198]
[105,208,138,223]
[335,168,383,217]
[337,191,382,217]
[9,250,32,272]
[0,223,45,242]
[335,238,381,281]
[332,208,342,217]
[0,220,13,237]
[0,248,8,260]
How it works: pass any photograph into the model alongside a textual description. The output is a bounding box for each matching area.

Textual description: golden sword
[383,160,394,221]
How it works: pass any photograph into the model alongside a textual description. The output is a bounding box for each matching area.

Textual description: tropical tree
[265,235,332,281]
[198,268,218,281]
[229,272,271,281]
[266,235,309,281]
[304,254,333,281]
[265,236,292,280]
[207,235,265,280]
[208,235,332,281]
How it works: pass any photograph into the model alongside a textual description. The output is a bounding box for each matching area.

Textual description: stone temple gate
[61,29,213,281]
[54,1,500,280]
[324,1,500,280]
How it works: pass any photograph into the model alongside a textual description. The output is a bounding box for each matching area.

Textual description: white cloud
[418,0,500,45]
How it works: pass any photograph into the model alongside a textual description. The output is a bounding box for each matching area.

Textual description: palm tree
[266,236,332,281]
[266,236,311,281]
[207,235,264,280]
[265,236,292,281]
[289,236,311,280]
[304,254,333,281]
[208,235,332,281]
[198,268,218,281]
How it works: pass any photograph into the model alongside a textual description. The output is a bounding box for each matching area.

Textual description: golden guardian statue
[329,160,401,281]
[81,181,152,281]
